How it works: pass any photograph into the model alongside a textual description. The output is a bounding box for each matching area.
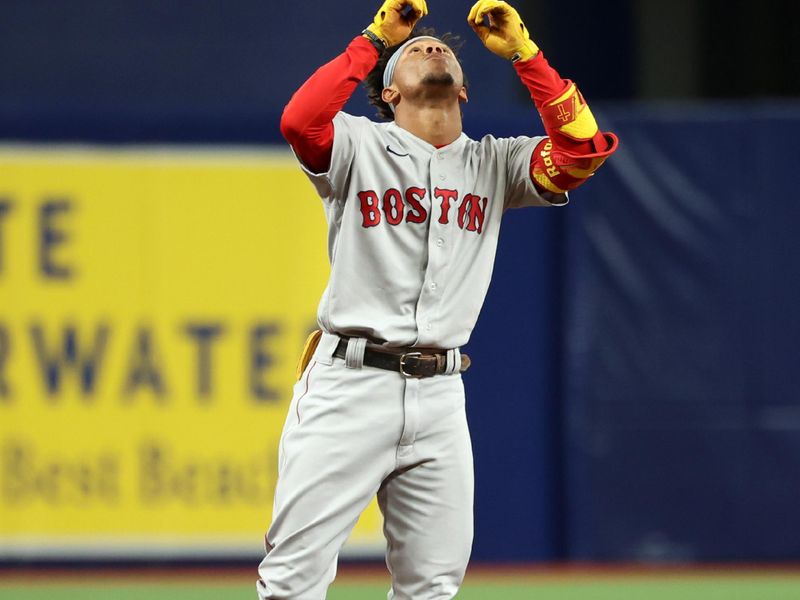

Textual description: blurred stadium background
[2,0,800,598]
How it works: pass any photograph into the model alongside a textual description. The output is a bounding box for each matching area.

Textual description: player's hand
[366,0,428,47]
[468,0,539,62]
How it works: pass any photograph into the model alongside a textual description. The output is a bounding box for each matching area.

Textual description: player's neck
[395,103,462,147]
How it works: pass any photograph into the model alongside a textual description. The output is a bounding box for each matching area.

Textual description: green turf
[2,578,800,600]
[320,579,800,600]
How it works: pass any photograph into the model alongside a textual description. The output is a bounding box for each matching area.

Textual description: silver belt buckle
[399,352,423,378]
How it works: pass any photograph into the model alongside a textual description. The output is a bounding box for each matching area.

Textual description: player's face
[387,39,467,105]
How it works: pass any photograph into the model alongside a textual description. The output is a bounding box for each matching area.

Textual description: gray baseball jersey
[300,111,567,350]
[258,110,568,600]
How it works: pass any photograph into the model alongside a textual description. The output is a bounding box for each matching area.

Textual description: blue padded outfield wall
[467,104,800,562]
[561,106,800,561]
[2,0,799,563]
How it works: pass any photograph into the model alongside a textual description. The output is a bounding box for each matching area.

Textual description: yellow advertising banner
[0,146,383,559]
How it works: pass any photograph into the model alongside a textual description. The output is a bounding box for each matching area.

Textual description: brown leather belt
[333,338,471,378]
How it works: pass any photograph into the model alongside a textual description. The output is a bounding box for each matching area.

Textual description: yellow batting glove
[468,0,539,62]
[366,0,428,48]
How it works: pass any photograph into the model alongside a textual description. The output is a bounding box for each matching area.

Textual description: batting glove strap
[361,28,387,53]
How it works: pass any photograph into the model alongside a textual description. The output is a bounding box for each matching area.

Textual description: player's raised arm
[280,0,427,174]
[468,0,618,194]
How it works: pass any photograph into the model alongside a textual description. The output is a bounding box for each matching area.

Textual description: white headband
[383,36,442,112]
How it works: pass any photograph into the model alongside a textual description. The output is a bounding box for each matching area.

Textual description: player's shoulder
[334,111,369,125]
[465,133,515,157]
[333,112,392,141]
[333,111,383,129]
[472,132,537,147]
[469,132,544,156]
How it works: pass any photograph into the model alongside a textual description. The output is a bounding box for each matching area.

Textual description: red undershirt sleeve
[280,36,380,174]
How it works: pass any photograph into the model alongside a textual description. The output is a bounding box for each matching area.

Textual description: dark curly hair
[363,27,469,121]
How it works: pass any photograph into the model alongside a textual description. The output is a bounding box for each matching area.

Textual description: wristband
[362,28,387,53]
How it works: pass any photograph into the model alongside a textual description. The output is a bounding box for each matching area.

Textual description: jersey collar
[386,121,468,155]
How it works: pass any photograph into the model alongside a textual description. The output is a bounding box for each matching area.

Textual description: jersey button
[425,323,432,331]
[438,173,446,180]
[430,282,438,290]
[435,238,444,247]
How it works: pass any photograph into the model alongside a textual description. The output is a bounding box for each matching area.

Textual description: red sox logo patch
[357,187,488,234]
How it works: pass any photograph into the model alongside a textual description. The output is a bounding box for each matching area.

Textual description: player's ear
[458,86,468,104]
[382,86,400,109]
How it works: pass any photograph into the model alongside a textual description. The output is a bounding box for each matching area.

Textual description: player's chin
[420,71,456,87]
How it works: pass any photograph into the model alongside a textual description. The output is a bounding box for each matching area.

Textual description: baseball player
[258,1,617,598]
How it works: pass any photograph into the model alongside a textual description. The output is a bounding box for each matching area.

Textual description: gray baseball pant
[256,332,474,599]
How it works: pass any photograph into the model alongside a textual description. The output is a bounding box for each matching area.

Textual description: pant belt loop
[445,348,462,375]
[345,337,367,369]
[313,331,339,365]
